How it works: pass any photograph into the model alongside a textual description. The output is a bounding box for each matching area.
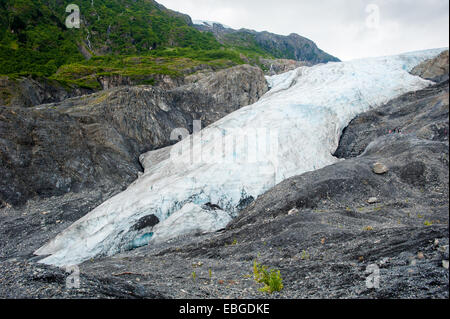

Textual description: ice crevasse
[35,48,447,266]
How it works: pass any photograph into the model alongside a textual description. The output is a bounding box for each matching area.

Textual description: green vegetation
[221,31,286,59]
[301,250,310,260]
[0,0,275,90]
[1,0,338,96]
[0,0,224,75]
[49,48,245,89]
[252,260,283,294]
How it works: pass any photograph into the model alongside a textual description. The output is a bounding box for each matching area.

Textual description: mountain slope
[0,0,338,84]
[0,65,268,208]
[193,21,340,64]
[0,0,220,77]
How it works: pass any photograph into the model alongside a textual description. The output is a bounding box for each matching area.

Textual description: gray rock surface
[411,50,449,83]
[0,75,93,108]
[0,65,268,207]
[334,80,449,159]
[259,58,311,75]
[0,64,229,108]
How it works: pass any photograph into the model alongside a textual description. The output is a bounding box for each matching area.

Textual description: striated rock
[411,50,449,83]
[0,65,268,207]
[183,64,268,112]
[0,75,93,108]
[0,64,235,108]
[97,63,221,91]
[334,81,449,158]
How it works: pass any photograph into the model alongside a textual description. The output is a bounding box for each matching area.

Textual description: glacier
[34,48,446,267]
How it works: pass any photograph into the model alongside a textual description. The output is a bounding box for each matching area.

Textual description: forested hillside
[0,0,338,91]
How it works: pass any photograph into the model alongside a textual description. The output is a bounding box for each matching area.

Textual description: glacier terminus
[34,48,447,267]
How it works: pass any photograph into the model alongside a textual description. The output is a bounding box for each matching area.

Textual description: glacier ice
[34,48,447,267]
[151,203,232,244]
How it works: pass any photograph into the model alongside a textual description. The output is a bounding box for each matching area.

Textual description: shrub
[252,260,283,294]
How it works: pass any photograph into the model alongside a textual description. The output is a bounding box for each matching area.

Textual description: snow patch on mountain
[192,19,231,29]
[35,48,446,267]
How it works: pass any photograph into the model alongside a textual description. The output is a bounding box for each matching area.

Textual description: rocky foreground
[0,52,448,298]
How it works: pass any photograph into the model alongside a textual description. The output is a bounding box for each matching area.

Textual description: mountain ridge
[193,21,340,64]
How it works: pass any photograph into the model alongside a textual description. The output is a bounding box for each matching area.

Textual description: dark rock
[0,64,268,207]
[0,75,93,108]
[0,259,166,298]
[131,215,160,231]
[399,161,426,186]
[334,80,449,158]
[202,203,223,211]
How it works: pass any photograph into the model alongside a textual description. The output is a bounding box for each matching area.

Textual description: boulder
[372,162,389,174]
[411,50,449,83]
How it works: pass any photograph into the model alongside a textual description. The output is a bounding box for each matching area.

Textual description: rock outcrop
[0,76,93,108]
[0,65,268,207]
[411,50,449,82]
[0,64,229,108]
[259,58,311,75]
[334,81,449,158]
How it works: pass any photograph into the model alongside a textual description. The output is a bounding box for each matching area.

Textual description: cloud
[157,0,449,60]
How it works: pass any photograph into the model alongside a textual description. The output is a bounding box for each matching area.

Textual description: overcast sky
[157,0,449,61]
